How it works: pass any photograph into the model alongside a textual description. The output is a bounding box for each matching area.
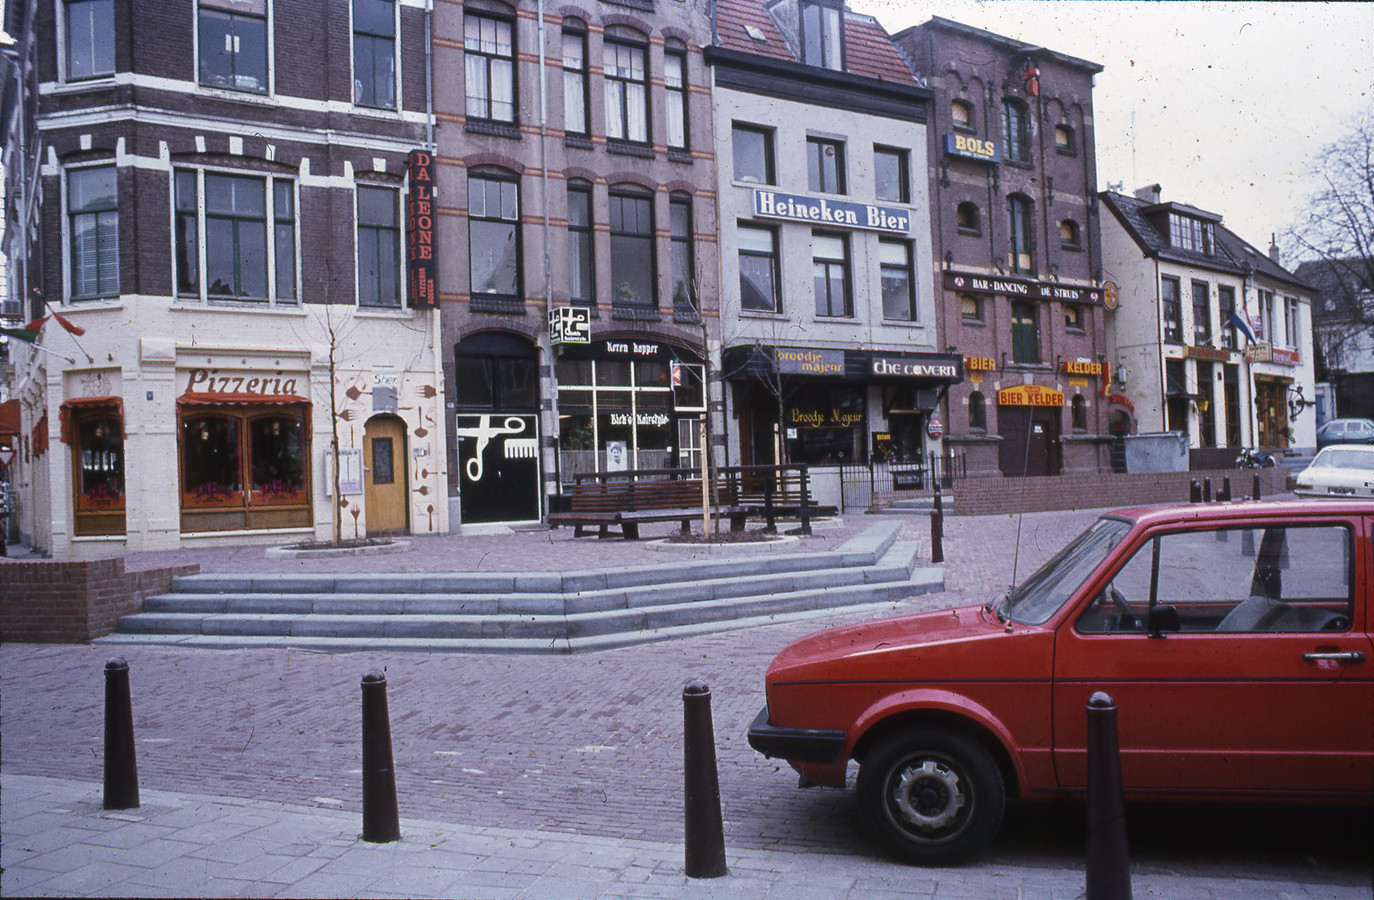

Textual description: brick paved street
[4,505,1372,895]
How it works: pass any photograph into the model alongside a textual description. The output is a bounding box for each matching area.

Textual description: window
[562,20,588,135]
[604,30,648,143]
[1054,124,1075,153]
[1064,304,1084,331]
[353,0,396,108]
[732,124,774,185]
[968,391,986,430]
[874,147,908,203]
[469,173,520,301]
[1161,276,1182,343]
[609,188,654,307]
[175,170,296,306]
[739,224,780,312]
[465,11,515,122]
[1071,395,1087,431]
[567,181,594,303]
[1169,213,1214,255]
[665,43,688,151]
[1283,296,1300,348]
[799,0,843,70]
[456,333,539,410]
[65,400,125,535]
[1259,289,1275,343]
[1011,300,1039,364]
[1197,361,1215,446]
[1060,219,1081,249]
[1219,285,1237,349]
[956,202,981,234]
[670,194,694,308]
[65,0,115,80]
[813,232,851,317]
[357,185,401,308]
[1192,280,1211,344]
[68,166,119,300]
[951,99,973,131]
[1002,99,1028,162]
[960,294,983,322]
[198,0,268,94]
[179,403,311,531]
[1007,194,1033,274]
[880,240,915,321]
[807,137,845,194]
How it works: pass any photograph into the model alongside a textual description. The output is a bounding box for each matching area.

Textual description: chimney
[1134,184,1162,204]
[1268,233,1280,264]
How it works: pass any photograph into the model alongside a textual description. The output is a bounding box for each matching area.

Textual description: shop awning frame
[59,396,125,444]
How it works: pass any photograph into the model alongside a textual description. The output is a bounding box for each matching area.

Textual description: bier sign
[406,150,436,309]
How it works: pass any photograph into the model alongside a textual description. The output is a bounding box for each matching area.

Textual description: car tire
[856,727,1005,865]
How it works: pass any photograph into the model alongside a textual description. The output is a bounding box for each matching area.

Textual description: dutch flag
[1227,313,1257,346]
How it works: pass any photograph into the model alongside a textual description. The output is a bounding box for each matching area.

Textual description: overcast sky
[855,0,1374,259]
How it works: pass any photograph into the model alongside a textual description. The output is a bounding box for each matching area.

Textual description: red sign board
[406,150,437,309]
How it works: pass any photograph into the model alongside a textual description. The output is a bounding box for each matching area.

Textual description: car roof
[1104,498,1374,527]
[1325,418,1374,426]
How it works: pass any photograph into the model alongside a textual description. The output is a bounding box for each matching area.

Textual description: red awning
[178,392,309,407]
[59,396,125,444]
[0,399,19,437]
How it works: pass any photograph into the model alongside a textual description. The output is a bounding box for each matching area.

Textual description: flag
[22,314,86,337]
[1227,312,1256,345]
[1,326,40,345]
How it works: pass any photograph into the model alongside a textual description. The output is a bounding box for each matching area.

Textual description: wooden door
[364,416,408,534]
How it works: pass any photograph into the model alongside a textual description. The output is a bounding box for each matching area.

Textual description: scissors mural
[458,415,530,482]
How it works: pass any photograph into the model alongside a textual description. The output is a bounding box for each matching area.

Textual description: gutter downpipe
[537,0,561,506]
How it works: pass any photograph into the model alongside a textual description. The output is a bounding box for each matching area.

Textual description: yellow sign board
[997,385,1065,407]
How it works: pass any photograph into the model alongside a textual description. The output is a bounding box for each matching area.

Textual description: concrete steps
[97,523,943,654]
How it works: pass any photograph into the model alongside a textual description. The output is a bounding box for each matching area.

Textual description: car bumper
[747,705,847,765]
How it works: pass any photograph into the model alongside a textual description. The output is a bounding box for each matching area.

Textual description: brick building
[893,18,1110,477]
[432,0,721,527]
[2,0,444,558]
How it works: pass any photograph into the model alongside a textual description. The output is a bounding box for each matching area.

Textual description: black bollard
[1252,473,1262,501]
[1189,479,1201,503]
[103,657,140,810]
[1219,476,1232,503]
[361,670,401,843]
[682,679,727,879]
[931,484,944,564]
[1202,477,1212,502]
[1086,692,1132,900]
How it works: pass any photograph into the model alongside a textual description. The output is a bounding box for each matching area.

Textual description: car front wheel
[856,727,1005,865]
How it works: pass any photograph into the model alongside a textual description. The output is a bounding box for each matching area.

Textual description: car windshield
[1313,448,1374,470]
[999,516,1132,625]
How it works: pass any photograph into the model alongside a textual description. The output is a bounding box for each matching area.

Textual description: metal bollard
[682,679,727,879]
[1252,473,1262,501]
[1202,477,1212,502]
[361,670,401,843]
[1189,479,1201,503]
[931,484,945,564]
[1086,692,1132,900]
[103,657,140,810]
[1219,476,1232,503]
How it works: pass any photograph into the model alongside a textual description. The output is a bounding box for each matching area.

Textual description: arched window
[604,26,649,143]
[1054,124,1075,153]
[1002,99,1029,162]
[1060,218,1081,249]
[1071,394,1088,431]
[969,391,987,431]
[561,17,588,135]
[951,99,974,131]
[468,168,521,300]
[956,201,981,235]
[960,293,983,322]
[609,185,654,307]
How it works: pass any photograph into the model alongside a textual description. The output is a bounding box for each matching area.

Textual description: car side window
[1077,525,1353,634]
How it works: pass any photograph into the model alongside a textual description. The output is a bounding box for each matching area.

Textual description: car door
[1051,515,1373,799]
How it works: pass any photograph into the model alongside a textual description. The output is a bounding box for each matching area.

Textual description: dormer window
[800,1,843,71]
[1169,213,1214,256]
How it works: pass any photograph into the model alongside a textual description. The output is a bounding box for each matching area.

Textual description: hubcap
[892,759,966,832]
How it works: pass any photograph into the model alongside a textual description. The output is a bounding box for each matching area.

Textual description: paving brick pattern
[4,505,1372,896]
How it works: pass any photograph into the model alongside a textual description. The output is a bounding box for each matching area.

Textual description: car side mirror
[1147,605,1180,639]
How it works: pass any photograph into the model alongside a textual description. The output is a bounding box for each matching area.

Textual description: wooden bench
[549,477,748,540]
[728,470,837,534]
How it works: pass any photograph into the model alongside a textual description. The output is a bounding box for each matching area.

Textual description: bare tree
[1284,113,1374,378]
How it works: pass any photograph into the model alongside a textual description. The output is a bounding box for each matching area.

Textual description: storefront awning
[723,345,964,384]
[178,392,309,407]
[59,396,125,444]
[0,399,19,437]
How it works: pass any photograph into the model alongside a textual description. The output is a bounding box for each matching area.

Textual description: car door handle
[1302,651,1366,663]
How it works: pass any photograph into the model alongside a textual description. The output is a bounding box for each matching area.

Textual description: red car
[748,500,1374,864]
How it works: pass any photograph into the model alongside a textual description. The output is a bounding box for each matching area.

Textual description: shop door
[457,414,540,524]
[364,416,408,534]
[998,406,1061,476]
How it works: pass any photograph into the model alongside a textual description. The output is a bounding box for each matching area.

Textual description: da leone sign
[753,189,909,234]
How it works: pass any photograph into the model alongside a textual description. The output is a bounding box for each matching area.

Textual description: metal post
[1252,473,1262,501]
[1189,479,1201,503]
[796,464,813,535]
[931,483,945,564]
[1219,476,1231,502]
[1202,477,1212,502]
[682,679,727,879]
[103,658,140,810]
[1086,692,1132,900]
[763,466,777,534]
[361,670,401,843]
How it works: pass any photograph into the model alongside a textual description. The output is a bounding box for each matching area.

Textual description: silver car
[1294,445,1374,499]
